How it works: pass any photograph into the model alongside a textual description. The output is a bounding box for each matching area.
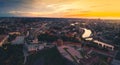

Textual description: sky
[0,0,120,19]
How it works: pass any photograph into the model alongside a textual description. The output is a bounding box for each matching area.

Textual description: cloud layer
[0,0,120,19]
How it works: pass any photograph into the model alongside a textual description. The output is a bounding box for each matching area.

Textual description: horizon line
[0,16,120,20]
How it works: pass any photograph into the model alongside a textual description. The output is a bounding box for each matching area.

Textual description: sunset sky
[0,0,120,19]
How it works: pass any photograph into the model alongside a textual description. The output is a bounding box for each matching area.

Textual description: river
[81,28,93,41]
[81,28,114,50]
[82,28,92,38]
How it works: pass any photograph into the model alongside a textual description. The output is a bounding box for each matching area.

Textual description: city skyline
[0,0,120,19]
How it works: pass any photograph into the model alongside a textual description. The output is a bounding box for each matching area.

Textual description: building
[26,44,44,52]
[58,45,82,64]
[111,50,120,65]
[12,36,25,44]
[111,59,120,65]
[9,32,21,35]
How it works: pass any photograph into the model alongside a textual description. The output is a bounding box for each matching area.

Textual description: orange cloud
[7,0,120,19]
